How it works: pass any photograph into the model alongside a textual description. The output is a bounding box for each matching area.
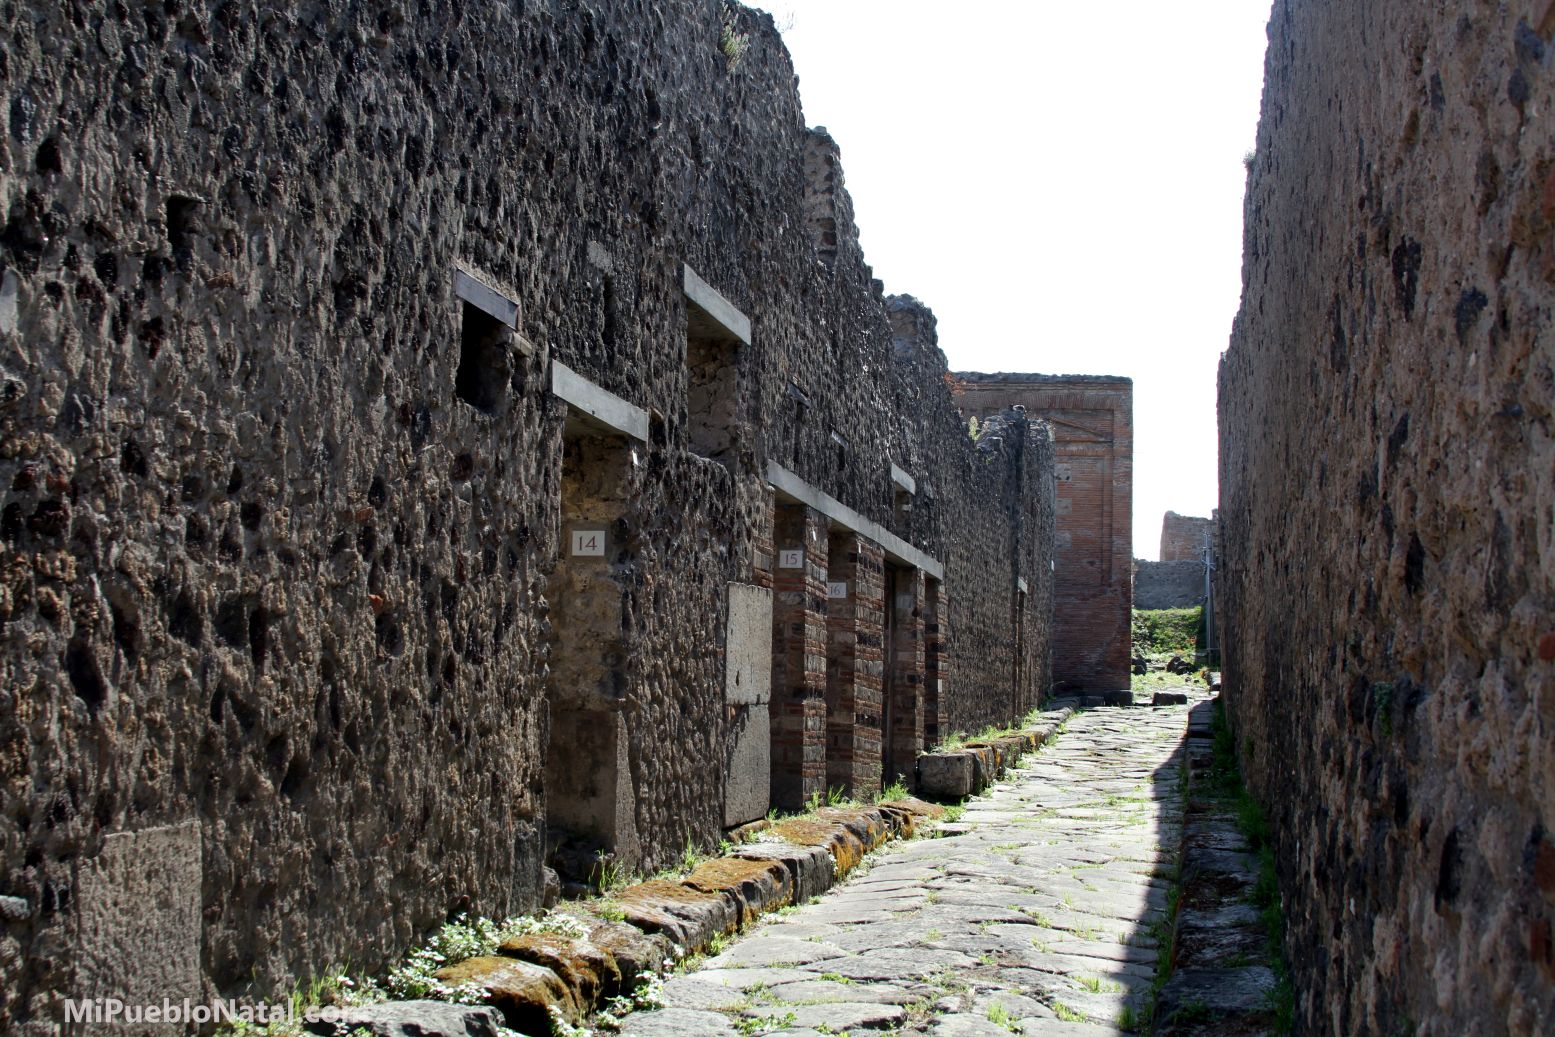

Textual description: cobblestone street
[621,705,1192,1036]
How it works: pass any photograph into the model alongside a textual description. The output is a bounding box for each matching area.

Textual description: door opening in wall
[1012,586,1027,714]
[924,577,943,748]
[882,563,901,782]
[545,431,641,891]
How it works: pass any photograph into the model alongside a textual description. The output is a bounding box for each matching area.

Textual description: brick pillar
[885,567,926,785]
[770,503,827,811]
[924,578,946,749]
[825,532,884,796]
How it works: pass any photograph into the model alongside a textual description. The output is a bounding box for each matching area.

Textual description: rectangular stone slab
[724,583,772,705]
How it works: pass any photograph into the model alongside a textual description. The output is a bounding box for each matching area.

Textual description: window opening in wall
[685,308,740,464]
[831,430,850,473]
[457,300,513,413]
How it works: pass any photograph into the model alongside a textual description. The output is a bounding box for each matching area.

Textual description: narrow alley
[621,705,1203,1036]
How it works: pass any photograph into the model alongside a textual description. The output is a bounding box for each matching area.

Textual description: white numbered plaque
[570,529,606,557]
[778,548,805,569]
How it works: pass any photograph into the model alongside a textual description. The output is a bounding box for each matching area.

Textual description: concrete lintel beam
[766,461,944,581]
[890,463,917,495]
[551,361,648,442]
[683,264,752,346]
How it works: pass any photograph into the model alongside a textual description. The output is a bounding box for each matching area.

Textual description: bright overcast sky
[756,1,1273,560]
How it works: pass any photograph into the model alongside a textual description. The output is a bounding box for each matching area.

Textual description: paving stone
[704,935,847,968]
[743,1001,907,1030]
[930,1013,1021,1036]
[617,1007,740,1036]
[693,966,818,989]
[655,975,755,1011]
[1156,965,1276,1017]
[763,978,918,1004]
[800,947,978,981]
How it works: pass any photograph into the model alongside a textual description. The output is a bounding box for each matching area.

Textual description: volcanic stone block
[302,1001,502,1037]
[731,841,836,904]
[434,957,580,1032]
[917,751,976,800]
[724,706,771,827]
[724,584,773,706]
[74,821,201,1037]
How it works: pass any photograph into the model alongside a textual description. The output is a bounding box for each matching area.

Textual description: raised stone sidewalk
[621,703,1194,1036]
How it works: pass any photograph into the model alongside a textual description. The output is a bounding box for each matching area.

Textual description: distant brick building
[954,375,1133,691]
[1160,511,1215,561]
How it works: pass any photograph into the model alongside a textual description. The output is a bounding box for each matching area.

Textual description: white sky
[755,1,1273,560]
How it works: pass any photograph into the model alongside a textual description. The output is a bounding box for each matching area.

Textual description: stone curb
[914,707,1075,801]
[372,798,945,1034]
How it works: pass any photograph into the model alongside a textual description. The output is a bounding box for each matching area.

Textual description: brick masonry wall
[0,0,1057,1024]
[824,532,884,797]
[955,376,1132,692]
[1159,511,1214,562]
[771,504,828,812]
[1219,3,1555,1034]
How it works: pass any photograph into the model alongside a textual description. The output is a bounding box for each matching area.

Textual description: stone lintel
[455,268,518,328]
[683,264,752,345]
[551,361,648,442]
[766,461,943,581]
[890,463,916,495]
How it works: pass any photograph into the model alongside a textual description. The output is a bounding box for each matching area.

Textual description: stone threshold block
[914,708,1075,800]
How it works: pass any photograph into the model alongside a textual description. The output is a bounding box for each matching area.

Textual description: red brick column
[770,503,828,811]
[825,532,884,796]
[885,567,926,785]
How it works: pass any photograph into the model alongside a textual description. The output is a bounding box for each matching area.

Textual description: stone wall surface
[1219,3,1555,1035]
[955,374,1132,692]
[0,0,1055,1028]
[1133,559,1205,611]
[1159,511,1214,562]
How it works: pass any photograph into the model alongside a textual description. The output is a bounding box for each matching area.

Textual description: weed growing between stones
[592,971,666,1031]
[1210,699,1295,1033]
[718,3,750,70]
[986,1000,1021,1031]
[735,1010,797,1035]
[929,705,1059,752]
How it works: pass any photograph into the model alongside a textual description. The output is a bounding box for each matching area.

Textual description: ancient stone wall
[1132,559,1205,611]
[888,302,1056,742]
[955,375,1133,693]
[0,1,1054,1027]
[1219,3,1555,1034]
[1159,511,1214,562]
